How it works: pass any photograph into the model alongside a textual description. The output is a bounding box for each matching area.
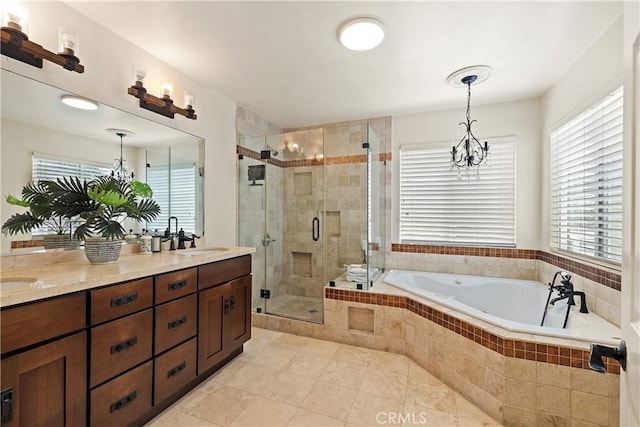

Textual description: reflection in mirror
[1,69,204,255]
[145,142,204,237]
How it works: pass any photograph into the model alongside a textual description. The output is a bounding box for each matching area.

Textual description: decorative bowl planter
[43,234,80,250]
[84,238,123,264]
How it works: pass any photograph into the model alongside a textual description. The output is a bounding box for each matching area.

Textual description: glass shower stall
[237,123,385,323]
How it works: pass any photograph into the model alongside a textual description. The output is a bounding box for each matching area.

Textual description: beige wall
[392,98,542,249]
[540,17,624,252]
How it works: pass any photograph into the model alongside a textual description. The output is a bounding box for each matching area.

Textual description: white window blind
[31,154,111,236]
[550,86,623,265]
[400,137,516,246]
[146,163,197,234]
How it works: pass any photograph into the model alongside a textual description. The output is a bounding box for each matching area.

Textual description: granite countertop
[0,246,256,308]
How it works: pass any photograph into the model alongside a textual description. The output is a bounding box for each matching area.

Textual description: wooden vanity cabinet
[197,255,252,374]
[89,279,154,426]
[0,254,251,426]
[0,293,87,427]
[152,268,198,406]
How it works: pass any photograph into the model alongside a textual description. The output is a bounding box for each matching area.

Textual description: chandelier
[106,128,135,182]
[447,65,493,176]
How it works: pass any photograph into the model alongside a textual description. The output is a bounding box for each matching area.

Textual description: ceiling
[67,1,622,129]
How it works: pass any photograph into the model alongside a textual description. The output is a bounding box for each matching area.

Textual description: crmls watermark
[376,412,428,425]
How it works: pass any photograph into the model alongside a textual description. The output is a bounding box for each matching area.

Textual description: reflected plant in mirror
[2,181,78,249]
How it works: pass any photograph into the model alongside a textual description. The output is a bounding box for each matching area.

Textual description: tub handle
[588,340,627,373]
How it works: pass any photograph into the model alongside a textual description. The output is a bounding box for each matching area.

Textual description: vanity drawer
[155,267,197,304]
[155,294,197,355]
[1,292,86,354]
[154,338,197,405]
[90,360,152,427]
[91,277,153,325]
[90,309,152,387]
[198,255,251,290]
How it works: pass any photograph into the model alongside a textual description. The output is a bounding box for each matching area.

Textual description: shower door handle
[312,217,319,241]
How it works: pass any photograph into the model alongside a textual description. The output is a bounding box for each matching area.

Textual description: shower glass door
[237,129,325,323]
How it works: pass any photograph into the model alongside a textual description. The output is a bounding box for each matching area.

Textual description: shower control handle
[312,217,319,241]
[262,234,276,247]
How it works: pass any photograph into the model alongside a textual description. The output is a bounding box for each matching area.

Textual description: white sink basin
[177,247,230,256]
[0,277,39,293]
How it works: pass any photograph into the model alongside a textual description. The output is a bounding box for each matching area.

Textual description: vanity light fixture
[0,3,84,73]
[127,72,197,120]
[338,17,385,51]
[60,94,98,110]
[446,65,493,177]
[106,128,135,182]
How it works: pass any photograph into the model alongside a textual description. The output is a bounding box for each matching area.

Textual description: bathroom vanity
[0,247,254,426]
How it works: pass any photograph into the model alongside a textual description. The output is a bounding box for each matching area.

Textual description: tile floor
[146,327,501,427]
[265,295,323,323]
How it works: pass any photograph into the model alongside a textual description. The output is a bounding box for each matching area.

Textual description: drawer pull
[168,280,187,291]
[167,362,186,378]
[167,316,187,330]
[109,391,137,413]
[110,292,138,307]
[110,336,138,354]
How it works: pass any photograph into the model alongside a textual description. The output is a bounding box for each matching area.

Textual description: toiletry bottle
[140,229,152,255]
[152,229,162,253]
[125,229,138,244]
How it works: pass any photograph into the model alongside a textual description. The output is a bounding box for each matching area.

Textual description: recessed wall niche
[291,252,312,277]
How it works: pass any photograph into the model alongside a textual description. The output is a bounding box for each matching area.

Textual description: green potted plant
[2,181,79,249]
[48,175,161,263]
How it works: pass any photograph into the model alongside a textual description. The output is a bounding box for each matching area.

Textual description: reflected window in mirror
[145,142,203,236]
[31,153,111,236]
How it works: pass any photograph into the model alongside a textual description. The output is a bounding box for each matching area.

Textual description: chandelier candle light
[107,128,135,182]
[446,65,493,177]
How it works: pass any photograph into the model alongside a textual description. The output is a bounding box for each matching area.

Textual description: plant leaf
[1,212,43,235]
[129,181,153,198]
[5,194,30,208]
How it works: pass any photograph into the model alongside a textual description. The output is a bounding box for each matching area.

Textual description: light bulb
[161,83,173,98]
[58,28,79,55]
[133,64,147,85]
[184,92,195,108]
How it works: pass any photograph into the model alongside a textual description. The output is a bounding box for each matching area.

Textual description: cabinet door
[197,284,227,374]
[227,275,252,349]
[0,332,86,427]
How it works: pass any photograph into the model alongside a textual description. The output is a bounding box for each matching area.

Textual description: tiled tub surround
[254,280,620,426]
[388,244,621,327]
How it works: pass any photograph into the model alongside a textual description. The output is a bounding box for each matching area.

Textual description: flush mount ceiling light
[60,94,98,110]
[338,17,385,51]
[446,65,493,177]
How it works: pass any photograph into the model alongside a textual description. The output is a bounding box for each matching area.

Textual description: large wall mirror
[0,69,204,255]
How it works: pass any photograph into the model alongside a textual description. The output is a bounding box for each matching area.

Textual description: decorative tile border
[237,145,391,169]
[325,287,621,374]
[391,244,621,291]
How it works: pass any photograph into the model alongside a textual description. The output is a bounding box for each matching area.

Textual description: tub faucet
[549,276,589,314]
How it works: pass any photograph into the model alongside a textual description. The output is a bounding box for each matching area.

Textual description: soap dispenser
[152,229,162,253]
[140,229,152,255]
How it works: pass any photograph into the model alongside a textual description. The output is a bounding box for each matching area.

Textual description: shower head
[266,145,278,157]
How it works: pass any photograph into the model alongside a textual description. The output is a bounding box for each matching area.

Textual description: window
[145,162,197,235]
[550,86,623,265]
[399,137,516,246]
[31,154,111,236]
